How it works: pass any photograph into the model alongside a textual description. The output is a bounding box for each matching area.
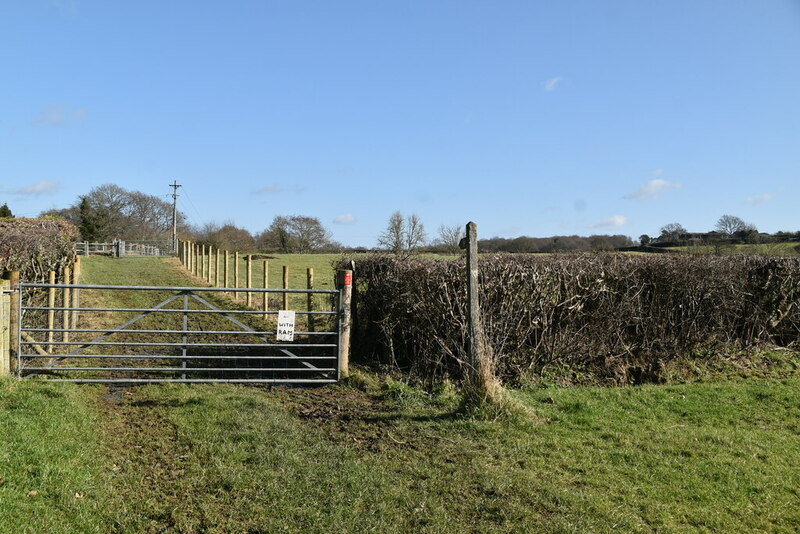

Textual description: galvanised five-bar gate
[15,283,344,384]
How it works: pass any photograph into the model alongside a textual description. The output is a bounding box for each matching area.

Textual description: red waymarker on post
[343,271,352,286]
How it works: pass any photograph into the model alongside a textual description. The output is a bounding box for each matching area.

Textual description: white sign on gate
[276,310,296,342]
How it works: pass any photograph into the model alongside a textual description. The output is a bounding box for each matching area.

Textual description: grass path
[0,256,798,532]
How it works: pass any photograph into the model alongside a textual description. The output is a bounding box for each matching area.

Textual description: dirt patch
[98,386,201,532]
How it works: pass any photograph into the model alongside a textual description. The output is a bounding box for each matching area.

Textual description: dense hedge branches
[345,254,800,385]
[0,218,78,282]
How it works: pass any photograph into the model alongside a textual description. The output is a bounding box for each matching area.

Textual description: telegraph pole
[169,181,181,253]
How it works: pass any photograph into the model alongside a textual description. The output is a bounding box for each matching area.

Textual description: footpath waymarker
[276,310,296,342]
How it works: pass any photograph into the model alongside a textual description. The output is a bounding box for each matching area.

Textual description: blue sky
[1,1,798,246]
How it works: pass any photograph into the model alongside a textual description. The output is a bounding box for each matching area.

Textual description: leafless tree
[436,223,465,254]
[377,211,427,257]
[258,215,333,253]
[377,211,405,255]
[715,215,747,238]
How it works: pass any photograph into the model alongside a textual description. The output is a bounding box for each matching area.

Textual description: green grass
[3,256,798,532]
[3,376,798,532]
[672,242,800,256]
[0,379,113,534]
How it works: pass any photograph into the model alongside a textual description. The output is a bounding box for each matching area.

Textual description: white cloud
[333,214,356,225]
[746,193,774,205]
[6,180,60,196]
[592,215,629,229]
[543,76,564,92]
[34,105,86,126]
[254,184,281,194]
[624,179,682,200]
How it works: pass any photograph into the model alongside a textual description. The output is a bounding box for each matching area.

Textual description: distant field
[671,242,800,256]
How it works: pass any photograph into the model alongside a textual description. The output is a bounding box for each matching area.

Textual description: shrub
[0,218,78,282]
[344,254,800,385]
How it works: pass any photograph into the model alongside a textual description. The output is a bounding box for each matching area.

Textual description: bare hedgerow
[0,218,77,282]
[343,254,800,386]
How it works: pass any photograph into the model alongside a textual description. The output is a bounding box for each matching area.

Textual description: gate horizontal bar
[21,306,337,315]
[22,328,337,336]
[40,379,338,384]
[24,367,337,372]
[19,354,335,360]
[20,283,338,294]
[23,341,337,348]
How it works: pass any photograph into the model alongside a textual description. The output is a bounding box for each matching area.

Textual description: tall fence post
[234,252,240,300]
[62,266,71,344]
[224,251,230,293]
[307,267,315,332]
[47,271,56,346]
[246,255,253,307]
[9,271,20,368]
[262,260,269,321]
[71,257,81,329]
[336,269,353,379]
[460,221,500,401]
[0,278,10,376]
[215,248,220,287]
[282,265,289,310]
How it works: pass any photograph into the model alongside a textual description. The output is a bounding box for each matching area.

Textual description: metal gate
[16,283,342,384]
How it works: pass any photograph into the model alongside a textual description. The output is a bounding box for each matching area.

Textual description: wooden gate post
[336,269,353,379]
[460,222,500,401]
[0,277,11,376]
[282,265,289,310]
[9,271,20,367]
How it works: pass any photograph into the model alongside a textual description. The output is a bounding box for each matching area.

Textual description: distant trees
[478,234,633,253]
[41,184,186,242]
[196,221,256,251]
[715,214,759,244]
[377,211,427,256]
[0,203,13,218]
[658,222,687,243]
[256,215,337,253]
[435,224,466,254]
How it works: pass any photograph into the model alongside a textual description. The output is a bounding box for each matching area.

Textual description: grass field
[1,256,798,532]
[672,241,800,256]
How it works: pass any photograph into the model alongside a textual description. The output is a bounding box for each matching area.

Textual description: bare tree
[377,211,405,255]
[436,223,465,254]
[715,215,747,238]
[405,214,427,253]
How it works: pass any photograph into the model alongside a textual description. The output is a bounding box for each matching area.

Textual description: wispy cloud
[6,180,60,196]
[591,215,629,229]
[746,193,774,206]
[624,179,682,200]
[254,184,281,194]
[543,76,564,91]
[333,214,356,225]
[34,105,87,126]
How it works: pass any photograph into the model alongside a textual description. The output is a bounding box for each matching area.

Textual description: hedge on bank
[0,218,78,282]
[344,254,800,385]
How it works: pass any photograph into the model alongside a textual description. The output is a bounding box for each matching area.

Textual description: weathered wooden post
[336,269,353,379]
[246,255,253,307]
[215,248,220,287]
[62,266,71,344]
[282,265,289,310]
[460,221,500,402]
[234,252,240,300]
[47,271,56,346]
[263,260,269,321]
[307,267,315,332]
[71,257,81,329]
[200,244,206,279]
[224,251,230,293]
[0,277,11,376]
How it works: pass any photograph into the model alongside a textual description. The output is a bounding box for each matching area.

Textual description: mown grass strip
[0,378,113,534]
